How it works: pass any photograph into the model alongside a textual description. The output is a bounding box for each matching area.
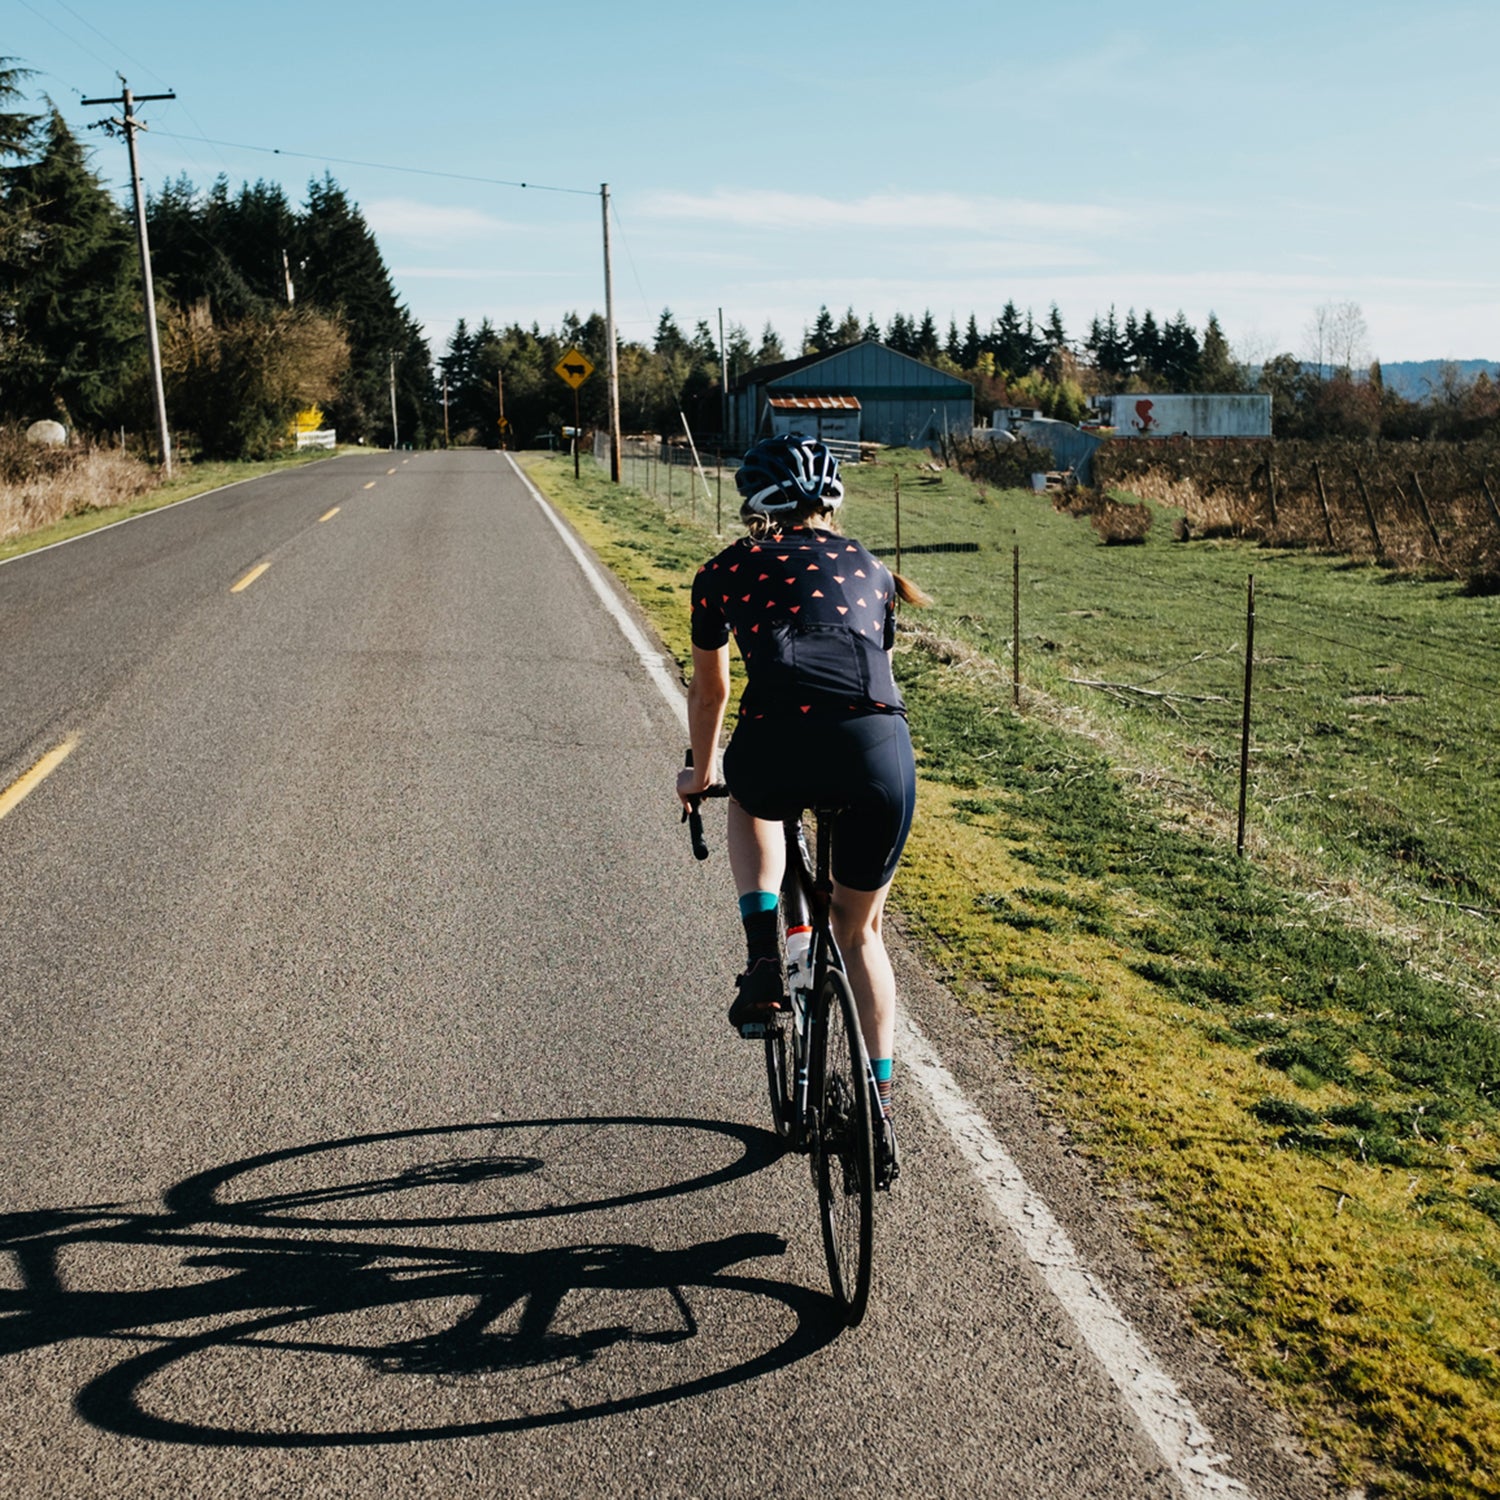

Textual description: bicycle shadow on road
[0,1115,839,1448]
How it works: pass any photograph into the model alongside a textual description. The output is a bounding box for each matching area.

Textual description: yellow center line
[231,562,270,593]
[319,506,340,522]
[0,735,79,821]
[363,481,377,490]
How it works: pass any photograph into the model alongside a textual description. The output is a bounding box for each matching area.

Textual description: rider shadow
[0,1116,839,1448]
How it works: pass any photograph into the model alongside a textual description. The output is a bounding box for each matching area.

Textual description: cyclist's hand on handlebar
[677,764,713,812]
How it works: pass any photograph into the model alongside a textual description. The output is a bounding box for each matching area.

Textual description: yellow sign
[555,347,594,389]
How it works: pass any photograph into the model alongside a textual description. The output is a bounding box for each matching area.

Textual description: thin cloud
[639,188,1128,238]
[364,198,517,243]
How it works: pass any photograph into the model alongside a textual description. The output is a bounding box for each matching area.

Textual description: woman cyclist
[675,433,923,1177]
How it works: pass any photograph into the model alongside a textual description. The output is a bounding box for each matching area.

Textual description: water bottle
[785,924,813,1000]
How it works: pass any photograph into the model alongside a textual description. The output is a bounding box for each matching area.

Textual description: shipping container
[1094,393,1271,438]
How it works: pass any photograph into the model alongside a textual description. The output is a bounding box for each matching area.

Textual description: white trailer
[1095,393,1271,438]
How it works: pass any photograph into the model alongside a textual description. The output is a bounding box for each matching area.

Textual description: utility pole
[388,351,399,450]
[718,306,729,449]
[600,184,622,482]
[82,79,174,476]
[442,374,451,448]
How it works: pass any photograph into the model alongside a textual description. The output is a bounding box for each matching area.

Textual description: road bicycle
[685,757,882,1326]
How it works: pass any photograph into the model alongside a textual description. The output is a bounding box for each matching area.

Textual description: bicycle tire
[812,966,874,1325]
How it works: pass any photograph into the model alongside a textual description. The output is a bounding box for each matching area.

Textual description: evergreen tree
[914,310,939,360]
[1159,311,1200,389]
[961,313,982,368]
[0,57,38,162]
[1,109,140,429]
[808,304,836,354]
[1043,304,1067,355]
[296,174,426,444]
[1132,309,1162,382]
[723,320,753,380]
[653,308,686,357]
[834,305,863,348]
[1193,313,1240,393]
[755,321,785,366]
[992,301,1029,375]
[1087,306,1130,386]
[863,312,882,344]
[885,312,914,355]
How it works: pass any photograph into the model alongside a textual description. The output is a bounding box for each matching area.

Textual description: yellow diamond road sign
[555,347,594,388]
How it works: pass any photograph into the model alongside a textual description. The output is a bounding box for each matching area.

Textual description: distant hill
[1378,359,1496,401]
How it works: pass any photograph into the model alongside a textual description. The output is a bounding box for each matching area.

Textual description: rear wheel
[812,966,874,1325]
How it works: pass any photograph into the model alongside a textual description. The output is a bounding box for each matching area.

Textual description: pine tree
[809,304,836,354]
[1044,304,1067,355]
[961,313,982,368]
[653,308,686,357]
[1194,313,1240,393]
[1,109,140,429]
[834,305,863,348]
[915,310,939,361]
[0,57,38,161]
[755,321,785,366]
[297,174,426,443]
[863,313,882,344]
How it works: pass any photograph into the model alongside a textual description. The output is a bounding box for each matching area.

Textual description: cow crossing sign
[555,348,594,389]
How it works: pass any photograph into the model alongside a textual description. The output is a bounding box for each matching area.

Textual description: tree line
[3,57,1495,462]
[0,60,431,457]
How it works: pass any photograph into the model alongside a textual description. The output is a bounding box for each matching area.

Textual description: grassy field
[523,447,1500,1500]
[0,447,346,565]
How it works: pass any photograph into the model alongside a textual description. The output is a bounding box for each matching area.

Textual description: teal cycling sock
[738,890,779,967]
[871,1056,893,1116]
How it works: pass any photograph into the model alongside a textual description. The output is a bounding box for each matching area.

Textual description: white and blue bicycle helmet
[735,433,844,516]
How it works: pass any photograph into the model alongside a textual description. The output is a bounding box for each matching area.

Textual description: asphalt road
[0,451,1330,1498]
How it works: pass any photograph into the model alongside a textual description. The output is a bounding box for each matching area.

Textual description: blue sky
[9,0,1497,368]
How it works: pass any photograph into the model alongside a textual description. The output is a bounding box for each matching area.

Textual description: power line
[151,131,596,197]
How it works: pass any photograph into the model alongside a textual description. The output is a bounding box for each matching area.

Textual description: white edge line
[0,454,349,570]
[506,451,1252,1500]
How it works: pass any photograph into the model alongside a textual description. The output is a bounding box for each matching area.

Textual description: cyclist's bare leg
[829,880,896,1063]
[727,799,786,898]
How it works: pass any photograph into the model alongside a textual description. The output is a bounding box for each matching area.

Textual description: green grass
[0,447,347,564]
[523,448,1500,1499]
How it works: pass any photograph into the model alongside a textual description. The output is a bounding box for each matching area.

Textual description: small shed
[767,394,862,445]
[730,340,973,451]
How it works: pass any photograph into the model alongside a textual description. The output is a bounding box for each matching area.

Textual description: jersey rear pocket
[757,621,879,706]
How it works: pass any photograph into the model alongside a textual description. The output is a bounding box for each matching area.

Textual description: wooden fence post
[1312,459,1335,547]
[893,470,902,579]
[1411,470,1444,557]
[1237,573,1256,859]
[1480,467,1500,532]
[1353,464,1383,557]
[1012,544,1021,710]
[1264,455,1279,530]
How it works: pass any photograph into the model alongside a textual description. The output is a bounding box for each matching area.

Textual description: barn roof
[731,339,972,395]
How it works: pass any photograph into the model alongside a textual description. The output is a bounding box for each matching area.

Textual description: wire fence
[591,438,1500,951]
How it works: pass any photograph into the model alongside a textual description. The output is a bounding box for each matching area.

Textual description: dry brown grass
[0,430,157,541]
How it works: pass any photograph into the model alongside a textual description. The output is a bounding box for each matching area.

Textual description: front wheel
[812,966,874,1325]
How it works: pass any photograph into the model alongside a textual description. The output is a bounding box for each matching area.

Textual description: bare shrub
[0,428,156,541]
[1091,498,1153,545]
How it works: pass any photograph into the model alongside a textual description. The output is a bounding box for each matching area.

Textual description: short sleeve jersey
[690,526,906,721]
